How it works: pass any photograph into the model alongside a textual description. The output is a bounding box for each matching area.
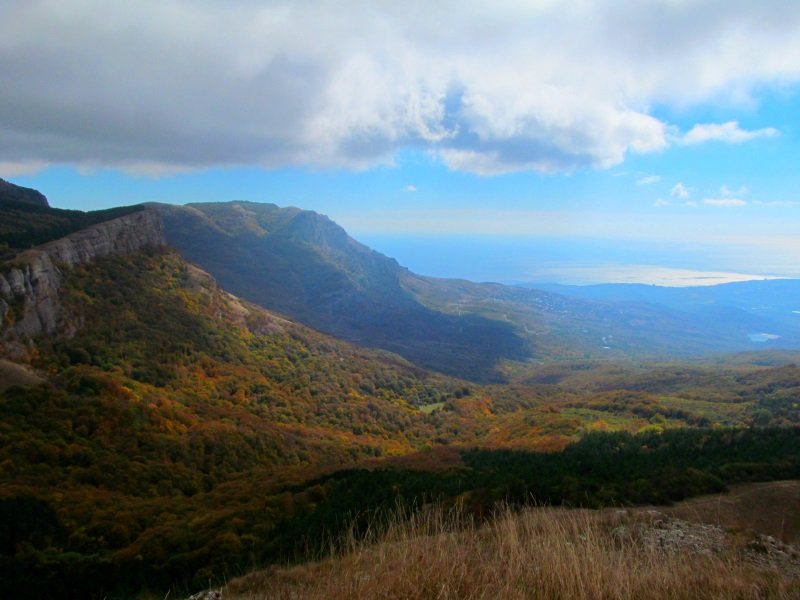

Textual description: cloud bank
[682,121,779,145]
[1,1,799,175]
[704,198,747,207]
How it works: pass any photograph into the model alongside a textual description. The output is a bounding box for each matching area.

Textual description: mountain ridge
[157,201,530,381]
[154,200,800,381]
[0,177,49,208]
[3,188,799,382]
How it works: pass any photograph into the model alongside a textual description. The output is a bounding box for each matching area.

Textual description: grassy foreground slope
[226,501,800,600]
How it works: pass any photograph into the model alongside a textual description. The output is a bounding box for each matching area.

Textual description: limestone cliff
[0,207,165,359]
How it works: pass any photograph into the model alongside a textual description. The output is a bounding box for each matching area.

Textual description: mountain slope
[5,247,470,471]
[0,177,49,208]
[1,205,164,361]
[157,201,800,382]
[1,246,478,597]
[158,202,530,381]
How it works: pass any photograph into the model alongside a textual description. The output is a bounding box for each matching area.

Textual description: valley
[5,5,800,598]
[0,180,799,598]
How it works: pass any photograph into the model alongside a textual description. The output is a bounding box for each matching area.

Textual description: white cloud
[682,121,779,145]
[1,1,800,175]
[753,200,800,207]
[671,183,690,199]
[721,184,748,198]
[653,199,671,207]
[703,198,747,207]
[637,175,661,185]
[403,184,417,193]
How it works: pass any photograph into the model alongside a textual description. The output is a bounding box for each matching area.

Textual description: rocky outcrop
[1,208,164,359]
[613,513,727,556]
[615,511,800,578]
[186,590,222,600]
[35,206,164,267]
[746,533,800,578]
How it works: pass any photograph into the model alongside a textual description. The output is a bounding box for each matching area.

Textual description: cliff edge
[0,207,165,359]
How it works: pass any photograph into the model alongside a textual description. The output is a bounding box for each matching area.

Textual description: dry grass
[224,504,799,600]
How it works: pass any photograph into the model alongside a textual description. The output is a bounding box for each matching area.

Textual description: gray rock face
[0,208,165,358]
[37,206,164,267]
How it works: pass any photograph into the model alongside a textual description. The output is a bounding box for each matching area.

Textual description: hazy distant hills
[156,201,800,381]
[536,280,800,344]
[534,280,800,313]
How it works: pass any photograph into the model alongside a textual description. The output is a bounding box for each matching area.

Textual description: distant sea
[357,235,799,287]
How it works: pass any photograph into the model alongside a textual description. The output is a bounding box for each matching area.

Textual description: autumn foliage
[2,249,800,598]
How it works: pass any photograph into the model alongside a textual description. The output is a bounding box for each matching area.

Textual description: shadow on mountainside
[158,202,529,382]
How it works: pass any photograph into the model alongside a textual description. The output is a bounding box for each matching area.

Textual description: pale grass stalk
[225,504,799,600]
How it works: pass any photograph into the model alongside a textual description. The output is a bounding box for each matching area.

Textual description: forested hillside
[2,244,800,597]
[0,248,475,597]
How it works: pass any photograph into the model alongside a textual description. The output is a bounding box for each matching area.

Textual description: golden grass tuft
[224,504,799,599]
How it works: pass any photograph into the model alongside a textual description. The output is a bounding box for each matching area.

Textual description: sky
[2,1,800,285]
